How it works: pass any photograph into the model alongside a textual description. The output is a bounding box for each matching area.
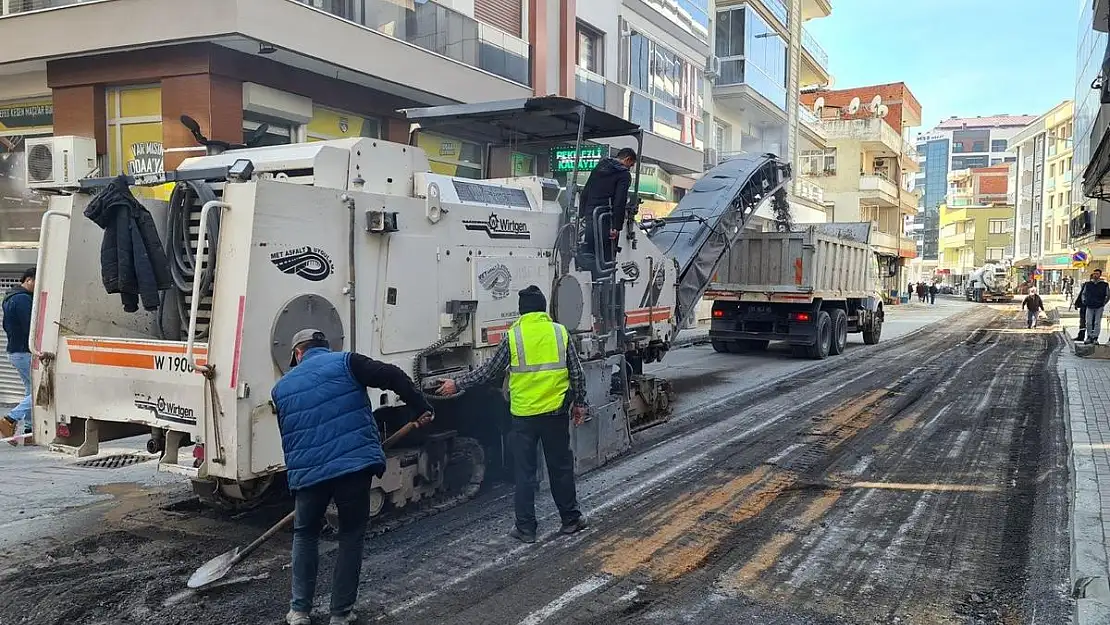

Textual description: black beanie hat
[518,285,547,314]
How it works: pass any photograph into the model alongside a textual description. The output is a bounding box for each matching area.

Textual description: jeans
[1026,309,1038,328]
[929,293,936,305]
[7,352,32,429]
[510,414,582,534]
[1087,306,1106,342]
[291,470,371,616]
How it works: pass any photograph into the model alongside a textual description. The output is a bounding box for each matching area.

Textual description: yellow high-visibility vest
[506,312,571,417]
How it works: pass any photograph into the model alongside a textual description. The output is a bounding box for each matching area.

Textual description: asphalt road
[0,300,1072,625]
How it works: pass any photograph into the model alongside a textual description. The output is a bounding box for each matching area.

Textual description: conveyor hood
[645,153,792,327]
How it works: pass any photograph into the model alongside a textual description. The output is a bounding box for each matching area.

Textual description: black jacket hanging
[84,175,173,312]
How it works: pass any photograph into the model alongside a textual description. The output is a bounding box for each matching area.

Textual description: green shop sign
[551,144,607,172]
[573,162,672,201]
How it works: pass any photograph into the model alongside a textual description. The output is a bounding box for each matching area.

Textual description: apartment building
[1075,0,1110,271]
[799,83,921,293]
[1009,100,1075,285]
[704,0,833,227]
[938,165,1015,285]
[914,114,1036,262]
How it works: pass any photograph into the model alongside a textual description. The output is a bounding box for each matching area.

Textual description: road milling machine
[29,97,791,522]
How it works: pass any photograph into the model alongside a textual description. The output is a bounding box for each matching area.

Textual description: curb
[1059,344,1110,625]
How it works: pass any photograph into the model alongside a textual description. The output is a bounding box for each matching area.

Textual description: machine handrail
[186,201,230,369]
[29,210,72,357]
[592,205,617,278]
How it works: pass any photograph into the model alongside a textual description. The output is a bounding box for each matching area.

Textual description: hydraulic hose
[162,181,220,340]
[414,316,472,401]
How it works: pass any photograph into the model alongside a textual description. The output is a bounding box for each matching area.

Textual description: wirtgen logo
[134,394,197,425]
[270,246,335,282]
[462,213,531,240]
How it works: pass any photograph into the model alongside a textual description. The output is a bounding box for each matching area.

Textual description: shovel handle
[235,510,296,565]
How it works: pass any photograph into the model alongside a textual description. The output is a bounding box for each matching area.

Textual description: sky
[806,0,1080,134]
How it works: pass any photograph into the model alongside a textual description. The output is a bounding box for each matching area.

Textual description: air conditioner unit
[24,136,98,190]
[704,55,721,81]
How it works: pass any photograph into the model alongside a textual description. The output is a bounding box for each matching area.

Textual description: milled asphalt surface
[0,298,1073,625]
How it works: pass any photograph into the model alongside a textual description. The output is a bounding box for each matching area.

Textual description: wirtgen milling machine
[29,98,790,522]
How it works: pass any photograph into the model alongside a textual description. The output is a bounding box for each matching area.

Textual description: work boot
[561,516,588,535]
[0,417,14,442]
[329,610,358,625]
[509,527,537,544]
[285,610,311,625]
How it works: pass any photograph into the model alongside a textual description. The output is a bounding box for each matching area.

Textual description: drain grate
[74,453,153,469]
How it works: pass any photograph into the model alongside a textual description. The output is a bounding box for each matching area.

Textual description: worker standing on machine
[579,148,637,266]
[272,329,434,625]
[437,285,589,543]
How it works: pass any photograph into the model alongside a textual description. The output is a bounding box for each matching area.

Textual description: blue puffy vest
[271,348,386,491]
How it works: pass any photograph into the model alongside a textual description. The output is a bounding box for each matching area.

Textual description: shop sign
[551,144,606,172]
[0,99,53,132]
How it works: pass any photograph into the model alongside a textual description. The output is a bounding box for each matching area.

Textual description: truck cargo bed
[705,225,875,302]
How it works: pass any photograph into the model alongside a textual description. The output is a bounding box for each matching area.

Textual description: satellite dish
[877,104,890,118]
[869,95,883,113]
[813,96,825,115]
[848,97,861,114]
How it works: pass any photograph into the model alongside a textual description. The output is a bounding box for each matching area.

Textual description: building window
[952,155,989,170]
[1049,163,1055,178]
[243,113,295,147]
[715,7,746,58]
[800,148,837,176]
[576,22,603,74]
[953,141,964,153]
[416,132,484,179]
[306,106,381,142]
[988,219,1008,234]
[991,139,1007,152]
[624,30,704,147]
[971,140,987,152]
[106,85,163,178]
[986,247,1005,261]
[1049,195,1055,209]
[713,119,731,154]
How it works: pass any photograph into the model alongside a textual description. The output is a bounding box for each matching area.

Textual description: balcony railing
[2,1,533,85]
[821,118,903,153]
[574,67,606,110]
[716,57,788,111]
[802,26,829,73]
[860,174,899,202]
[796,177,825,204]
[798,106,827,141]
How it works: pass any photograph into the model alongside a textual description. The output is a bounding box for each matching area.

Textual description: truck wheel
[830,309,848,355]
[711,340,731,354]
[863,314,883,345]
[806,311,832,359]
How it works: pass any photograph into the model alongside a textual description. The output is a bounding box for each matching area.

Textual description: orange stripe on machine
[625,306,672,326]
[65,337,208,373]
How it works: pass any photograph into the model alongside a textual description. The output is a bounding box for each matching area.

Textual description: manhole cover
[74,454,153,469]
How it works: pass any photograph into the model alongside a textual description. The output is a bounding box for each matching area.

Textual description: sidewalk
[1059,344,1110,624]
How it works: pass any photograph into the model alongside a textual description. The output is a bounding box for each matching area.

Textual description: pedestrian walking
[1065,277,1075,308]
[1081,269,1110,345]
[437,285,589,543]
[1022,287,1045,329]
[271,329,435,625]
[0,267,35,446]
[916,282,927,303]
[928,282,938,305]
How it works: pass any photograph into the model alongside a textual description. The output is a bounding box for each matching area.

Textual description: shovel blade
[188,546,241,589]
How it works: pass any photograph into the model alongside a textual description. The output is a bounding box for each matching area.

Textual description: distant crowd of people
[908,281,938,305]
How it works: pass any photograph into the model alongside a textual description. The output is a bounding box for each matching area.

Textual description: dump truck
[28,97,792,518]
[703,222,885,359]
[964,262,1014,303]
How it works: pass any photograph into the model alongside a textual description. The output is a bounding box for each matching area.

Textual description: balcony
[899,189,918,213]
[822,118,903,154]
[798,105,827,145]
[0,0,533,104]
[574,66,606,110]
[859,174,899,207]
[1046,178,1056,192]
[801,26,829,75]
[796,176,825,205]
[716,57,788,113]
[802,0,833,20]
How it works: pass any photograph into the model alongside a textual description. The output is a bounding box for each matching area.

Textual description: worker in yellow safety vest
[437,285,589,543]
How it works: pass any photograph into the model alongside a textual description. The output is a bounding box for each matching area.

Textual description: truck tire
[806,311,832,359]
[863,314,883,345]
[830,309,848,355]
[711,340,731,354]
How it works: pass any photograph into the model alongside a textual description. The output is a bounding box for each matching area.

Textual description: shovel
[187,418,426,588]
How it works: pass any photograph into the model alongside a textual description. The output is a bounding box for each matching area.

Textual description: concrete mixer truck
[965,262,1014,303]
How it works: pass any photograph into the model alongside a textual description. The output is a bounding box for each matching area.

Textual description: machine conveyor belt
[644,153,793,327]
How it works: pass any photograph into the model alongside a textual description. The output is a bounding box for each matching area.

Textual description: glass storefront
[0,97,53,243]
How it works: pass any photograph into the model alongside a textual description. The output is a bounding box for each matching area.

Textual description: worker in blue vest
[272,329,433,625]
[437,285,589,543]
